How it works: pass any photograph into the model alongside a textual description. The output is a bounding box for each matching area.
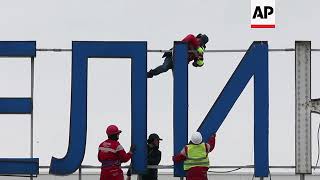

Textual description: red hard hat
[106,125,122,135]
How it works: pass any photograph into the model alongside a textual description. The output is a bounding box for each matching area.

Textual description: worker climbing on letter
[147,33,209,78]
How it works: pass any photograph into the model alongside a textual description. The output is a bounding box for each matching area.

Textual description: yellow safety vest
[183,143,210,170]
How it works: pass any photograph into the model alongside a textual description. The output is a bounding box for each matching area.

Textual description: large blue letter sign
[173,41,269,177]
[0,40,269,177]
[49,42,147,175]
[0,41,39,175]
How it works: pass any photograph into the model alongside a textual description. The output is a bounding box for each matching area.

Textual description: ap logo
[251,0,275,28]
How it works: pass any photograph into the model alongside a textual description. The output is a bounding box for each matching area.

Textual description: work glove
[129,144,136,153]
[197,59,204,67]
[196,47,204,55]
[192,59,204,67]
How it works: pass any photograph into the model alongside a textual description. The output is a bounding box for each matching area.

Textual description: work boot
[147,70,154,78]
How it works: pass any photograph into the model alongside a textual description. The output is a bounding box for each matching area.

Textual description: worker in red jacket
[98,125,136,180]
[173,132,216,180]
[147,33,209,78]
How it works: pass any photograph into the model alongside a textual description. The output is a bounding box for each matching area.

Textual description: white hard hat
[191,132,202,145]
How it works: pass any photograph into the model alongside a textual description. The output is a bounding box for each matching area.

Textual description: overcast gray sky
[0,0,320,174]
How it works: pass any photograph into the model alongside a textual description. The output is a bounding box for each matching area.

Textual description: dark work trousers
[150,56,173,77]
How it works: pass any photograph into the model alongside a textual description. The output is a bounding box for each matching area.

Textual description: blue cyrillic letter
[173,41,269,177]
[49,42,147,175]
[0,41,39,175]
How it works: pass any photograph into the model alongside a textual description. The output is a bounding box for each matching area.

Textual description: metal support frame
[30,58,34,179]
[79,167,82,180]
[295,41,312,176]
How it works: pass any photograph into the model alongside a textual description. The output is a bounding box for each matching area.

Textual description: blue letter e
[0,41,39,175]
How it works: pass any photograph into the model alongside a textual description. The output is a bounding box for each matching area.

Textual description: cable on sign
[0,174,37,178]
[208,167,242,173]
[34,48,320,53]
